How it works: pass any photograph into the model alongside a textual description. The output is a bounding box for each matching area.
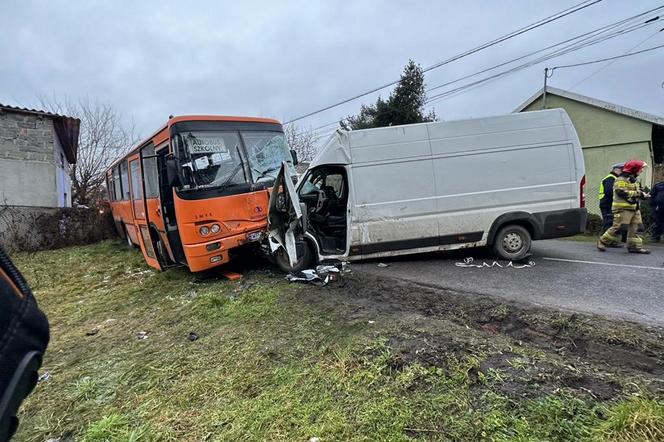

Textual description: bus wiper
[216,146,245,192]
[254,166,281,181]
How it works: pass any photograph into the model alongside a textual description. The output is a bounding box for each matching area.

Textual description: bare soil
[294,272,664,401]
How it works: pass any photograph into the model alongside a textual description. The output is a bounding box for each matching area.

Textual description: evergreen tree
[341,60,435,130]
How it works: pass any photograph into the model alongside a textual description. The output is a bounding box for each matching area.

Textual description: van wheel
[492,225,531,261]
[275,241,313,273]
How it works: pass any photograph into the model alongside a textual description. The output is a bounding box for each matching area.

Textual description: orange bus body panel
[174,190,269,272]
[107,114,283,272]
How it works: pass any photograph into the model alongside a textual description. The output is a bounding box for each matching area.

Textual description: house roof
[0,103,80,164]
[514,86,664,127]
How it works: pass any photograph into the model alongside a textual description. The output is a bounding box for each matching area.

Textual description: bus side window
[130,161,143,201]
[142,145,159,198]
[113,167,122,201]
[120,161,130,200]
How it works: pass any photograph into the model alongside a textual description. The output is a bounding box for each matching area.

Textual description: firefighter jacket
[598,173,618,209]
[612,174,645,211]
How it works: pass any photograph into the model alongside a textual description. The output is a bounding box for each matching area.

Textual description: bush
[586,213,603,235]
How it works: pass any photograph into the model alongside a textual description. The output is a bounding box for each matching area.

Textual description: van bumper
[533,208,587,240]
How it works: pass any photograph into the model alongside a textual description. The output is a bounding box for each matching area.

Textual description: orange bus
[106,115,298,272]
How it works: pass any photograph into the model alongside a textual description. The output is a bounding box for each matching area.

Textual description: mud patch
[295,272,664,402]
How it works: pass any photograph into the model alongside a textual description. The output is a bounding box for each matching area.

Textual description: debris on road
[286,262,350,286]
[455,257,535,269]
[137,331,149,340]
[85,327,99,336]
[38,371,51,382]
[376,263,389,268]
[188,332,199,342]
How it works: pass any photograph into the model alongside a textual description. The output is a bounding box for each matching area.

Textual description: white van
[269,109,587,271]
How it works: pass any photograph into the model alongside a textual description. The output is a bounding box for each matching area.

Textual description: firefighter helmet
[622,160,647,175]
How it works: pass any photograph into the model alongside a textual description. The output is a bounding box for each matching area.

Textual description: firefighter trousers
[599,209,644,248]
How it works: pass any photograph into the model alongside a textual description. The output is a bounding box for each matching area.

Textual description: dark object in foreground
[0,247,50,442]
[187,332,199,342]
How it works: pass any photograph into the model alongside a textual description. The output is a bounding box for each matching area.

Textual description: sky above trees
[2,0,663,140]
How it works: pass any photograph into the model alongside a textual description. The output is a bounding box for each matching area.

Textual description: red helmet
[622,160,647,175]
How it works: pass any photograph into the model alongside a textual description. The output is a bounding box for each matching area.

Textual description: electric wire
[283,0,602,124]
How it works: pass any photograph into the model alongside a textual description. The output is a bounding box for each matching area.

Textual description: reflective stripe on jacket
[612,176,641,211]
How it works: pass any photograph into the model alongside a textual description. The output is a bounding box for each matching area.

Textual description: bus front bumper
[183,230,266,272]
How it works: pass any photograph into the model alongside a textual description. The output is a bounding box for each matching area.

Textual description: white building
[0,104,80,207]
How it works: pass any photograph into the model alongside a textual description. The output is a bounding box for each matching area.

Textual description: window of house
[120,161,130,200]
[130,160,143,201]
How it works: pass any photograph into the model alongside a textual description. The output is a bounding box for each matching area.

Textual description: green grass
[9,241,664,441]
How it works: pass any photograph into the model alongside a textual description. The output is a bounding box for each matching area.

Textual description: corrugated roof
[0,103,80,163]
[513,86,664,126]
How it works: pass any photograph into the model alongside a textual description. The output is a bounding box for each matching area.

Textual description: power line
[551,42,664,69]
[426,6,664,94]
[424,15,663,105]
[305,7,661,136]
[568,28,663,90]
[283,0,602,124]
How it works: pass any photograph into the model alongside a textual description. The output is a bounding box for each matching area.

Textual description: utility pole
[543,67,550,109]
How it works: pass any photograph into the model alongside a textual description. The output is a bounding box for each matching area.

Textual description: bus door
[128,154,161,270]
[141,143,173,267]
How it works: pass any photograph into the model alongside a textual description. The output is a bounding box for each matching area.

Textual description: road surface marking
[542,257,664,271]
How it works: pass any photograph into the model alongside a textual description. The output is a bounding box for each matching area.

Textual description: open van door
[267,162,302,267]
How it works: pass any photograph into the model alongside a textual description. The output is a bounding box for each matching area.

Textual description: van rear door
[267,162,302,266]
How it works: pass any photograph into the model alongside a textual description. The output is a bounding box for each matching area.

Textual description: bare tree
[284,124,318,163]
[39,96,137,207]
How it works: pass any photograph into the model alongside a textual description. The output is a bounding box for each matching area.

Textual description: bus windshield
[242,131,292,182]
[176,130,292,190]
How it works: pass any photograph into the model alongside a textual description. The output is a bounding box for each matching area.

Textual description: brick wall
[0,111,55,163]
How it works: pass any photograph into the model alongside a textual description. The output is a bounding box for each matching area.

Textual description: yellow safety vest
[597,173,615,201]
[611,176,641,211]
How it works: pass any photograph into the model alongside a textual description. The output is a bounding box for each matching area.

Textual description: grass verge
[9,241,664,441]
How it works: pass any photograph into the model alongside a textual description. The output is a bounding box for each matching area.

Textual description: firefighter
[597,162,625,241]
[651,179,664,242]
[597,160,651,253]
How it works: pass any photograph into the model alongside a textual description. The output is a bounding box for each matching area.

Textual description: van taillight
[580,175,586,208]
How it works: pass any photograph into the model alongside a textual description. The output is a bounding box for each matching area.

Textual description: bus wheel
[155,236,170,267]
[125,227,133,248]
[275,241,313,273]
[492,224,531,261]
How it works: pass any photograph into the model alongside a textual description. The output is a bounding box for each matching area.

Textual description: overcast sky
[2,0,663,141]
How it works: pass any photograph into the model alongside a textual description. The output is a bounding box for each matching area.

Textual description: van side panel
[338,109,585,260]
[428,112,575,242]
[348,124,438,247]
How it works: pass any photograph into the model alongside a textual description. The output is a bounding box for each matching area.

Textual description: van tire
[275,241,313,273]
[492,224,531,261]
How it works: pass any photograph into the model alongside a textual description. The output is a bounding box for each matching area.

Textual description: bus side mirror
[166,157,181,187]
[290,149,299,166]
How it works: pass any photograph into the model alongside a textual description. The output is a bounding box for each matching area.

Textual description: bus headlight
[210,224,221,234]
[199,226,210,236]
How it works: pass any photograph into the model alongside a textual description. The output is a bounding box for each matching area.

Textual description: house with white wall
[0,104,80,207]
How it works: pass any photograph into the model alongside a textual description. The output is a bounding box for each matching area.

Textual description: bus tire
[155,235,170,267]
[492,224,531,261]
[124,226,133,248]
[275,240,313,273]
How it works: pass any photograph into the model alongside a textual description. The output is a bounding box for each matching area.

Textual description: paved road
[354,239,664,326]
